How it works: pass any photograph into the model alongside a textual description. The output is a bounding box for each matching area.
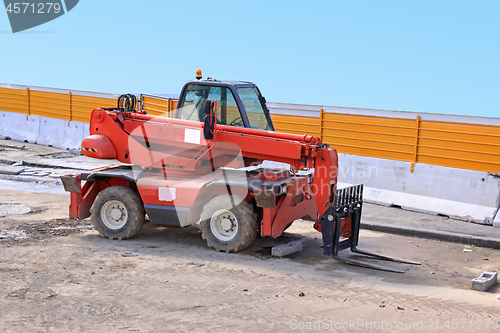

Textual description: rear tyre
[90,186,145,240]
[200,194,258,253]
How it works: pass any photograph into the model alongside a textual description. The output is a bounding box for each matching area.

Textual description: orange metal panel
[0,87,27,97]
[0,101,28,114]
[418,128,499,145]
[418,137,500,156]
[71,95,116,123]
[272,114,320,137]
[323,113,416,128]
[0,90,26,98]
[417,146,500,165]
[0,88,28,114]
[274,123,318,134]
[416,119,500,172]
[322,135,414,154]
[417,155,500,174]
[420,120,500,136]
[29,91,70,119]
[0,87,24,93]
[322,121,415,137]
[272,114,319,125]
[322,128,414,146]
[327,143,413,162]
[142,96,172,117]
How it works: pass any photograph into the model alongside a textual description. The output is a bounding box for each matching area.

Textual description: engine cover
[81,134,118,159]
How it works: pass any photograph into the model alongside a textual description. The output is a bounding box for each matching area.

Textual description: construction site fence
[0,84,499,174]
[268,103,500,174]
[0,85,178,123]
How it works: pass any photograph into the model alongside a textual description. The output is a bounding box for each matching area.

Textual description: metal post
[26,87,30,120]
[411,115,420,173]
[68,91,72,126]
[319,108,324,141]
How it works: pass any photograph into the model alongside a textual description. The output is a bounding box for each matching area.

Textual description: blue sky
[1,0,499,118]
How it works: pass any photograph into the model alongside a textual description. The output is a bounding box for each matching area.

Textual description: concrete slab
[0,165,25,175]
[0,139,119,175]
[0,203,32,217]
[272,241,303,257]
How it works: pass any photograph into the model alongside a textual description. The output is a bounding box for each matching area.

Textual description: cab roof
[187,79,255,87]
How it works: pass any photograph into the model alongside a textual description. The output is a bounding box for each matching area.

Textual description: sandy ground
[0,189,499,333]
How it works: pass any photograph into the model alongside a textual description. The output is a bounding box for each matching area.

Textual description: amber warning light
[196,69,202,80]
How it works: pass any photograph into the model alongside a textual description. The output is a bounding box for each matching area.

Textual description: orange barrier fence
[140,94,178,117]
[1,84,499,174]
[271,109,500,174]
[0,86,118,123]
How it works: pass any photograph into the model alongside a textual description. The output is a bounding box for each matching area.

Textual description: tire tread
[200,194,258,253]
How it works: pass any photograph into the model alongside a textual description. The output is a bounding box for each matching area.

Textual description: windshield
[236,87,272,130]
[178,85,243,127]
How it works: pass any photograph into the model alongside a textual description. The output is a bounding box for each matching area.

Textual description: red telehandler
[61,71,418,273]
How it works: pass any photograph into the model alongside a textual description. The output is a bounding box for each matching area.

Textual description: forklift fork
[321,185,420,273]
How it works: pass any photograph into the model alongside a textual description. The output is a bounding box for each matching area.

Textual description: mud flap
[321,184,420,273]
[60,175,81,193]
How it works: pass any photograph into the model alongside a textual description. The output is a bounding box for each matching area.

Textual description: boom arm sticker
[3,0,79,33]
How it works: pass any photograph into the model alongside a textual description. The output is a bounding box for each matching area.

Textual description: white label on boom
[184,128,201,144]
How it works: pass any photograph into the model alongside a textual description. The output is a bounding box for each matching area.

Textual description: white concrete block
[493,209,500,228]
[0,165,25,175]
[272,241,303,257]
[0,111,39,143]
[0,111,88,151]
[337,153,500,224]
[83,122,90,138]
[471,272,497,291]
[36,117,83,150]
[338,182,498,225]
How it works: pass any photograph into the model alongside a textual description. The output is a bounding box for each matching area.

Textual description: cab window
[178,85,243,127]
[236,87,272,130]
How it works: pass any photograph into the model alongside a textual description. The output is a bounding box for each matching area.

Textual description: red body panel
[137,175,209,207]
[68,175,132,219]
[260,177,318,238]
[77,108,339,238]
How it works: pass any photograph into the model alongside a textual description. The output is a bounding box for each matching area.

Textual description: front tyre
[90,186,145,240]
[200,194,258,253]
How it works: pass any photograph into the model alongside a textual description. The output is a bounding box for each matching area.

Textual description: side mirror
[203,100,217,141]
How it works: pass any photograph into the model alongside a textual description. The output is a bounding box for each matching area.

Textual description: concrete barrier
[494,210,500,227]
[0,111,40,143]
[337,153,500,225]
[36,117,85,150]
[0,111,84,150]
